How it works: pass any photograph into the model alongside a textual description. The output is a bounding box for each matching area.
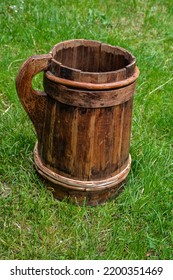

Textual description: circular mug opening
[49,39,136,83]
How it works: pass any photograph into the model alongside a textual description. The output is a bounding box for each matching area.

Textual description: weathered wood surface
[44,75,136,108]
[38,97,133,180]
[34,144,131,206]
[45,68,139,90]
[16,54,52,142]
[50,39,136,84]
[16,39,139,205]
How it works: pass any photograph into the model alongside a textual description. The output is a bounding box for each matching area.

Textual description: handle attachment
[16,54,52,141]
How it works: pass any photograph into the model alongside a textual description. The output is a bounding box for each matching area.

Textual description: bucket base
[34,143,131,206]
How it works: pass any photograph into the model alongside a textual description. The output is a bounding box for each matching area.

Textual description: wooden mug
[16,39,139,205]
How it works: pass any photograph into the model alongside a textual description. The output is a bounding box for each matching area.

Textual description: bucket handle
[16,54,52,141]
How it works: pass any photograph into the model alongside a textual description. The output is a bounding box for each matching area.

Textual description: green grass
[0,0,173,260]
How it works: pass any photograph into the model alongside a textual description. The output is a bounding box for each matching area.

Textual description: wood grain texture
[34,143,131,206]
[16,39,139,205]
[50,39,136,84]
[16,54,52,142]
[45,67,139,90]
[43,74,136,108]
[38,94,134,181]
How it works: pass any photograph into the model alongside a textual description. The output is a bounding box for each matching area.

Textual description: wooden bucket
[16,39,139,206]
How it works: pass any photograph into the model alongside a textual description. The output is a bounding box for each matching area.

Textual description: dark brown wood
[50,39,137,84]
[34,145,130,206]
[45,67,139,90]
[43,75,136,108]
[16,39,139,205]
[16,54,52,142]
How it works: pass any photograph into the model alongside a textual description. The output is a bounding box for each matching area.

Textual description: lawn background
[0,0,173,259]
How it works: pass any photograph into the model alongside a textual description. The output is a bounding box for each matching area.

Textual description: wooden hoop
[34,142,131,191]
[45,66,139,90]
